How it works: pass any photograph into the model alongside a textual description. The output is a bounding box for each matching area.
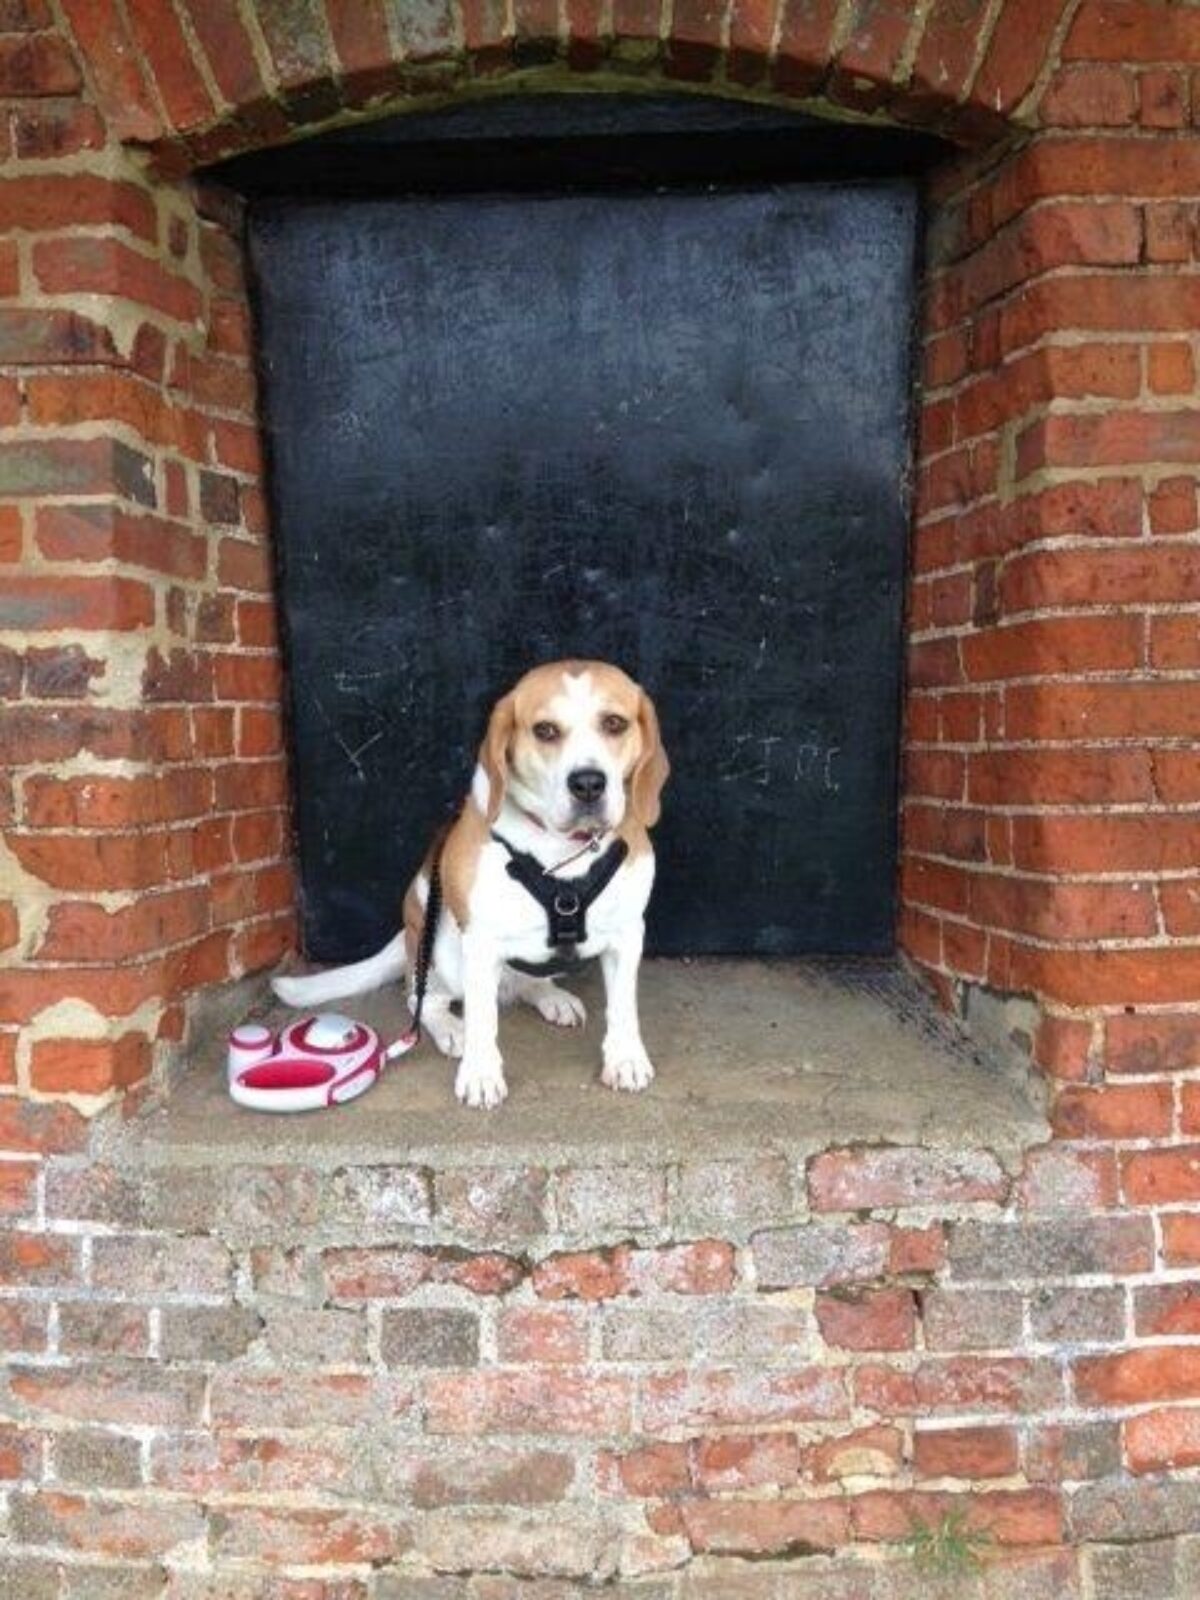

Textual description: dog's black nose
[567,767,607,804]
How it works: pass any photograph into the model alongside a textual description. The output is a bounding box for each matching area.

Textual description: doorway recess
[221,97,941,961]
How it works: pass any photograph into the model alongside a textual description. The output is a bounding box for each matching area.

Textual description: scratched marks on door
[718,733,841,793]
[252,180,916,958]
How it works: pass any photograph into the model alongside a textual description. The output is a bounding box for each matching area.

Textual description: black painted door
[250,182,917,961]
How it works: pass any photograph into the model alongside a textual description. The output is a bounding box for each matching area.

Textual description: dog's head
[475,660,669,836]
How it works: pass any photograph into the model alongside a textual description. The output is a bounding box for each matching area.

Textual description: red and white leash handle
[228,1014,417,1114]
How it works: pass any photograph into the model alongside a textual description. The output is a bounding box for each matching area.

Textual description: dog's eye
[532,721,561,744]
[601,714,629,737]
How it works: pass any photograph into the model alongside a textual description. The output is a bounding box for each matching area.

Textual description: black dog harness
[491,831,629,977]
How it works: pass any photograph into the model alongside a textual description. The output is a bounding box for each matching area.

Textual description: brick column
[0,9,294,1109]
[903,15,1200,1100]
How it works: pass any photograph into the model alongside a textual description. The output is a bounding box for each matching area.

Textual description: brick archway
[60,0,1065,168]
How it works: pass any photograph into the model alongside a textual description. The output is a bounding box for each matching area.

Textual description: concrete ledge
[111,959,1048,1175]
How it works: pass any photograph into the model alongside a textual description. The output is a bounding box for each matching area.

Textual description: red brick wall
[10,1144,1143,1596]
[2,0,1200,1593]
[906,6,1200,1095]
[0,4,294,1116]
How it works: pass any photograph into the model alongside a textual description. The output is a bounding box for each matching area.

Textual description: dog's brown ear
[630,689,669,828]
[478,691,516,824]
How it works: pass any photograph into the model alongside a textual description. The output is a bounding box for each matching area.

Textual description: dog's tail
[271,932,407,1008]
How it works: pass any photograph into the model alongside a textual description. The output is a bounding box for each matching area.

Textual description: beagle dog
[272,660,669,1109]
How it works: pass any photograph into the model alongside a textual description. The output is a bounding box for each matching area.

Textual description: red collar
[517,804,601,844]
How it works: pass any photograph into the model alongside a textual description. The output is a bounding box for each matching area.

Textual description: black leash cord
[409,845,444,1041]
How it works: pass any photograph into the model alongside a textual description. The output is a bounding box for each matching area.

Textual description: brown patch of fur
[629,686,669,831]
[439,801,490,928]
[401,877,423,972]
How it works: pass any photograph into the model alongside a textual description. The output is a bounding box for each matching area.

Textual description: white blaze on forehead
[548,670,601,725]
[562,669,596,703]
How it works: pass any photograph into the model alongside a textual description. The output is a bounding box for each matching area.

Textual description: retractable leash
[227,1013,386,1113]
[227,981,427,1112]
[230,816,627,1108]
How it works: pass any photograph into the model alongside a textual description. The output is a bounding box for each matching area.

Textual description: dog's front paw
[536,983,587,1029]
[601,1041,655,1093]
[455,1052,507,1109]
